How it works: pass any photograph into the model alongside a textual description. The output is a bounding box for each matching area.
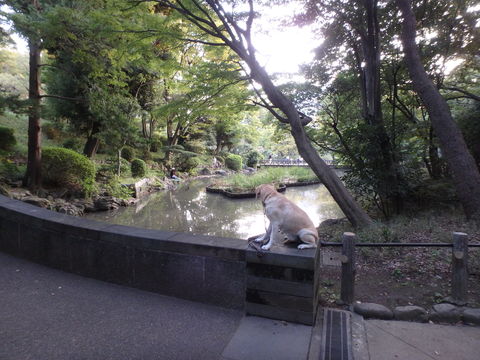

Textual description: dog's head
[255,184,277,202]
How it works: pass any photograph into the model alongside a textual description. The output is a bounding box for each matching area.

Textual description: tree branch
[39,94,84,102]
[442,86,480,102]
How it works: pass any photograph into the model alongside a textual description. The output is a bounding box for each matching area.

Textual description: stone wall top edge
[0,195,247,259]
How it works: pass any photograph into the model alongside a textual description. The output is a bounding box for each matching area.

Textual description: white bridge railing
[259,159,335,167]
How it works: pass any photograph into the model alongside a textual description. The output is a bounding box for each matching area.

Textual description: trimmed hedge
[0,126,16,151]
[131,158,147,178]
[42,147,96,197]
[225,154,242,171]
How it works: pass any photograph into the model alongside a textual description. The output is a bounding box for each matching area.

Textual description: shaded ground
[0,252,242,360]
[316,214,480,309]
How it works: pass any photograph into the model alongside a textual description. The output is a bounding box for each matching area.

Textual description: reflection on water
[85,178,344,240]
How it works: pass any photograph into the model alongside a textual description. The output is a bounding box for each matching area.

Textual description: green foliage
[245,150,262,168]
[214,167,317,192]
[0,49,29,99]
[131,158,147,178]
[0,159,25,182]
[0,126,16,151]
[457,102,480,167]
[121,146,135,162]
[225,154,242,171]
[178,156,200,174]
[104,175,134,199]
[149,135,164,152]
[42,147,96,197]
[140,148,153,162]
[100,157,131,177]
[42,122,63,140]
[63,138,84,152]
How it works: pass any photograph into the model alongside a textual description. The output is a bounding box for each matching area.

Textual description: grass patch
[211,167,317,192]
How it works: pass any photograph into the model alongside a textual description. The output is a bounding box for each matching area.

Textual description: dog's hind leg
[297,229,318,250]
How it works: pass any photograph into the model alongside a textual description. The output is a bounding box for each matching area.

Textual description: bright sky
[251,3,319,78]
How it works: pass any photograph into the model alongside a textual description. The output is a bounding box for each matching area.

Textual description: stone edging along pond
[205,180,321,199]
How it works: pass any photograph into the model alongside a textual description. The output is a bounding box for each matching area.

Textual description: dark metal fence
[317,232,479,305]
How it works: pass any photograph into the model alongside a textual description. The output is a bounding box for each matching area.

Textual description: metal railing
[317,232,478,305]
[259,159,336,167]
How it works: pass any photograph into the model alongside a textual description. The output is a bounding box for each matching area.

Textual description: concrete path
[3,251,479,360]
[352,316,480,360]
[222,316,311,360]
[0,252,242,360]
[0,252,313,360]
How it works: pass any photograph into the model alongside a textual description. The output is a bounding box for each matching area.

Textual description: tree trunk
[154,0,373,228]
[397,0,480,220]
[427,127,443,179]
[24,37,42,192]
[83,121,101,158]
[117,149,122,176]
[361,0,400,215]
[248,59,373,228]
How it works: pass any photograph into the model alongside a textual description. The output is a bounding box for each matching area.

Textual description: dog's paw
[261,244,271,251]
[254,236,265,243]
[297,243,316,250]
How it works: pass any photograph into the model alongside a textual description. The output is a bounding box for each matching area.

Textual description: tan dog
[254,184,318,250]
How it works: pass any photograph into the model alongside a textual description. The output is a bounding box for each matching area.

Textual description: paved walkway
[0,252,313,360]
[0,252,242,360]
[352,314,480,360]
[1,252,479,360]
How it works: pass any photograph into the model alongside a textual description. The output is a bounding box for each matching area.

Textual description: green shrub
[0,127,17,151]
[178,156,200,173]
[42,147,96,197]
[245,150,262,168]
[140,148,152,161]
[121,146,135,162]
[102,157,131,177]
[225,154,242,171]
[63,138,84,152]
[131,158,147,178]
[104,176,134,199]
[149,135,164,152]
[0,160,25,182]
[42,122,62,140]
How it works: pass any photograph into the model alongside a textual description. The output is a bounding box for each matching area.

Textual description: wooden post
[341,232,356,305]
[452,232,468,302]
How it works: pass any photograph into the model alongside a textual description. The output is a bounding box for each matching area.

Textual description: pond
[85,177,344,240]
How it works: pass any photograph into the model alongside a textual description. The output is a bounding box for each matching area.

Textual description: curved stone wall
[0,195,246,309]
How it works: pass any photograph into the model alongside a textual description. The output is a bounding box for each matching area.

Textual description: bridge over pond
[258,159,337,167]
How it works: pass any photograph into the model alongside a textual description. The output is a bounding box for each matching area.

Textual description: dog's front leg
[254,224,272,244]
[261,223,278,251]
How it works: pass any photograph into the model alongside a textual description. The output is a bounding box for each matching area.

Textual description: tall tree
[396,0,480,220]
[299,0,404,215]
[141,0,372,227]
[3,0,45,191]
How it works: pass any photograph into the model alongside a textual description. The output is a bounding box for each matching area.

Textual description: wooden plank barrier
[452,232,468,303]
[340,232,356,305]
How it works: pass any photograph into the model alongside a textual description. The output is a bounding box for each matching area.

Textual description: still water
[85,177,344,240]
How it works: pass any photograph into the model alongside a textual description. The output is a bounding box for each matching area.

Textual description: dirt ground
[315,218,480,310]
[317,246,480,309]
